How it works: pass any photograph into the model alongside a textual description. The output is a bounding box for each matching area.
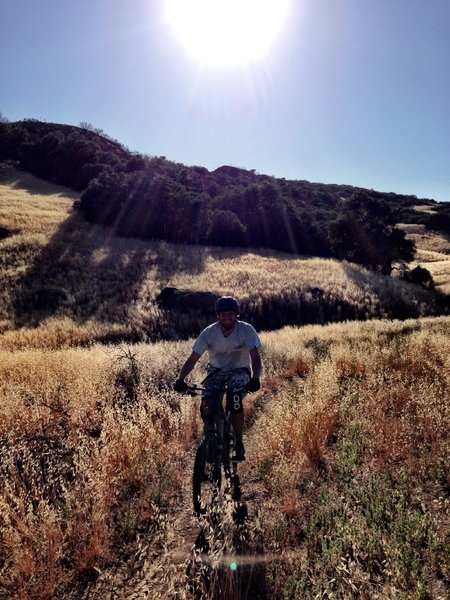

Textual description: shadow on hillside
[0,165,79,199]
[13,170,448,343]
[12,209,208,337]
[341,261,448,320]
[152,242,210,286]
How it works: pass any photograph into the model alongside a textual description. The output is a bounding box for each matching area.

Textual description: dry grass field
[0,319,448,599]
[399,223,450,295]
[0,169,449,599]
[0,167,446,350]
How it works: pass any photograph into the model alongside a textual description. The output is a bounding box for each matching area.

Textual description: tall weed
[254,317,450,599]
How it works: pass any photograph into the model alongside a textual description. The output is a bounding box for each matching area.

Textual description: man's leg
[227,369,250,460]
[231,413,244,438]
[201,368,224,433]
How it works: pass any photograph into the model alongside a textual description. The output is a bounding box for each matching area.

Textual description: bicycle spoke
[193,434,221,515]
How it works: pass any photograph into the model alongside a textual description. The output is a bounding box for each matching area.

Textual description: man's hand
[245,377,260,392]
[173,379,189,394]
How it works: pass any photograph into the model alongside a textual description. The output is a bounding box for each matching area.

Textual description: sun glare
[165,0,289,67]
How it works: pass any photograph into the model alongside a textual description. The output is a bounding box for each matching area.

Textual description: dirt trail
[80,435,269,600]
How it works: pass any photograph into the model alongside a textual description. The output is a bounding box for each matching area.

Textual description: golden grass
[398,223,450,294]
[0,339,202,597]
[0,317,449,598]
[411,204,438,215]
[1,169,449,597]
[0,317,135,351]
[1,170,447,351]
[170,252,377,311]
[255,316,450,486]
[251,316,450,598]
[0,168,78,274]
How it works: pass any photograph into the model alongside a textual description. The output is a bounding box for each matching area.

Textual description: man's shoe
[232,440,245,462]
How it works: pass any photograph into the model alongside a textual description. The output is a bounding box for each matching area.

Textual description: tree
[206,209,247,246]
[403,265,435,290]
[329,192,415,274]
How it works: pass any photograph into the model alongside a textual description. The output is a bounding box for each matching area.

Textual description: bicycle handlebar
[183,384,246,396]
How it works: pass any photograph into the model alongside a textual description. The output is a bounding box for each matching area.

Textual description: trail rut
[77,434,270,600]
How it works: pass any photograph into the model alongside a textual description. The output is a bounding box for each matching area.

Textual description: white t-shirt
[193,321,261,369]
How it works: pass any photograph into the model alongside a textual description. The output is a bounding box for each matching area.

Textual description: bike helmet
[215,296,240,314]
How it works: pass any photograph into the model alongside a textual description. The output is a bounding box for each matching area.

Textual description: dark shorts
[200,366,250,420]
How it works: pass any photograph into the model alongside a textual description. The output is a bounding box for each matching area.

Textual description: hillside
[0,166,448,350]
[399,222,450,295]
[0,168,449,599]
[2,119,450,279]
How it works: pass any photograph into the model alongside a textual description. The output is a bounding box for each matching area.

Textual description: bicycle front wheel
[193,434,221,516]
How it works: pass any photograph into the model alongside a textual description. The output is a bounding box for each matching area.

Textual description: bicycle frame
[186,384,246,515]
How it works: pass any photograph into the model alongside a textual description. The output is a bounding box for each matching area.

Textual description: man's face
[218,310,237,330]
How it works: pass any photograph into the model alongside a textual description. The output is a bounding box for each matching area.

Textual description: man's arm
[177,351,202,381]
[250,347,262,378]
[244,348,262,392]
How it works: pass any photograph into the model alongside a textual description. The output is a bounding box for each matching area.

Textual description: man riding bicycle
[173,296,262,461]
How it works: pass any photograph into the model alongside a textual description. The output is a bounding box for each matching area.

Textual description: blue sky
[1,0,449,201]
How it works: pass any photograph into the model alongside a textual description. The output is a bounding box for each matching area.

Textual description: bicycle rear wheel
[193,434,221,515]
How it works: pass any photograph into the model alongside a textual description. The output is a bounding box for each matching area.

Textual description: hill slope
[399,222,450,295]
[3,119,450,277]
[0,167,448,350]
[0,168,449,599]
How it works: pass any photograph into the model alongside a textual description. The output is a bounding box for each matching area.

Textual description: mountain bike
[186,384,247,516]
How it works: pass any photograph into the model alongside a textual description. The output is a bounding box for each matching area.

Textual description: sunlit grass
[1,170,447,350]
[251,317,450,598]
[0,339,201,597]
[400,222,450,293]
[1,169,449,598]
[0,317,449,597]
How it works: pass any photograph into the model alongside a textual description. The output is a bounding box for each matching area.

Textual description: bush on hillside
[4,119,450,275]
[402,264,435,289]
[328,192,415,274]
[0,227,13,240]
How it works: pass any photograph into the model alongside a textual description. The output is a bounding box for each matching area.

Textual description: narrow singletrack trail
[79,431,270,600]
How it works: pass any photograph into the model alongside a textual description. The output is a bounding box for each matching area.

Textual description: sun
[165,0,289,67]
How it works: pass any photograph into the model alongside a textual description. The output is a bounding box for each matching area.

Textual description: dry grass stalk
[1,173,447,351]
[1,170,449,598]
